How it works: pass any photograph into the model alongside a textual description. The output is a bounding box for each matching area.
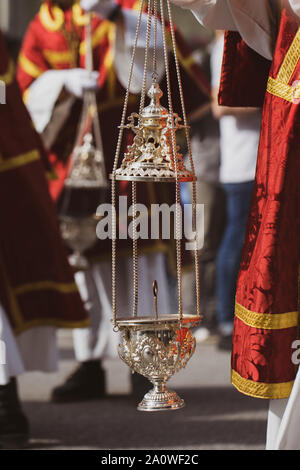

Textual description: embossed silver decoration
[118,314,199,411]
[65,132,107,189]
[59,14,107,270]
[114,79,195,183]
[110,0,202,412]
[59,215,99,270]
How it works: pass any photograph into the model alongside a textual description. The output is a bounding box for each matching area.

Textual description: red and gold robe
[220,8,300,399]
[0,30,89,334]
[17,0,211,267]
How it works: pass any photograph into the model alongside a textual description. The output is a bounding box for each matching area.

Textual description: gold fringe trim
[0,150,40,173]
[0,59,15,85]
[19,53,43,79]
[235,301,299,330]
[231,369,294,399]
[14,281,79,296]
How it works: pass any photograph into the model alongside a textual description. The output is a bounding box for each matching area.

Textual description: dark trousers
[216,181,254,333]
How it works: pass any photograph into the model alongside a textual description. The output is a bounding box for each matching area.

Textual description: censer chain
[165,0,201,317]
[160,0,183,319]
[112,0,146,326]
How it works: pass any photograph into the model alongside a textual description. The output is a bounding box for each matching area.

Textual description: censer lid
[140,80,168,120]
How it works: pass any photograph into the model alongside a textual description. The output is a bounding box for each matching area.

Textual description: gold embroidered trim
[231,369,294,399]
[0,251,23,329]
[40,3,65,31]
[43,49,74,66]
[267,27,300,102]
[40,2,88,32]
[72,2,89,26]
[14,281,78,296]
[79,21,111,55]
[277,28,300,84]
[235,301,299,330]
[0,248,89,335]
[0,59,15,85]
[267,76,297,103]
[19,54,43,79]
[14,318,91,336]
[0,150,40,173]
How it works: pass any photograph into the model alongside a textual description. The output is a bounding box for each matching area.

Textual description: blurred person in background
[182,44,225,341]
[210,30,261,350]
[170,0,300,450]
[0,29,88,448]
[17,0,210,403]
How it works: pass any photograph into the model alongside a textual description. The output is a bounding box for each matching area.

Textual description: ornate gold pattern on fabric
[231,369,294,399]
[0,150,40,173]
[14,281,78,296]
[267,27,300,102]
[40,2,89,32]
[19,53,43,79]
[0,59,15,85]
[235,301,299,330]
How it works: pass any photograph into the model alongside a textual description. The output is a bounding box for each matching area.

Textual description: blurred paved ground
[18,330,268,450]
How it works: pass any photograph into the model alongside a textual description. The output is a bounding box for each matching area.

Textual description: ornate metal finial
[114,78,196,183]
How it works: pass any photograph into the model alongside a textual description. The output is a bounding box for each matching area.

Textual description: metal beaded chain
[165,0,201,317]
[159,0,183,318]
[132,0,155,318]
[111,0,146,327]
[112,0,201,326]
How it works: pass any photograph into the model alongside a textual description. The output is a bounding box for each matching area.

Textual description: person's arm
[211,86,260,119]
[171,0,277,60]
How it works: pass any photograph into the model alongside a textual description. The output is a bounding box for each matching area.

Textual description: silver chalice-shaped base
[59,215,99,270]
[117,314,201,411]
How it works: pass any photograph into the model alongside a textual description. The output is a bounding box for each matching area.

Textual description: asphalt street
[17,330,268,450]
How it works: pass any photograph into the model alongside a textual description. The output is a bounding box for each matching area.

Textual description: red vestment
[0,30,89,334]
[220,9,300,399]
[17,0,211,267]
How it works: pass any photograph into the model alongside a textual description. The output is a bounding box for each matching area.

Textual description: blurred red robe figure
[0,28,89,446]
[16,0,210,402]
[0,29,88,339]
[217,8,300,402]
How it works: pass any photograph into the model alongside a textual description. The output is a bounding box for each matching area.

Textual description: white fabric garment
[266,366,300,450]
[72,253,171,361]
[286,0,300,17]
[26,9,165,130]
[81,0,118,18]
[26,69,99,133]
[266,398,289,449]
[170,0,280,60]
[210,34,261,183]
[114,11,165,94]
[0,304,58,386]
